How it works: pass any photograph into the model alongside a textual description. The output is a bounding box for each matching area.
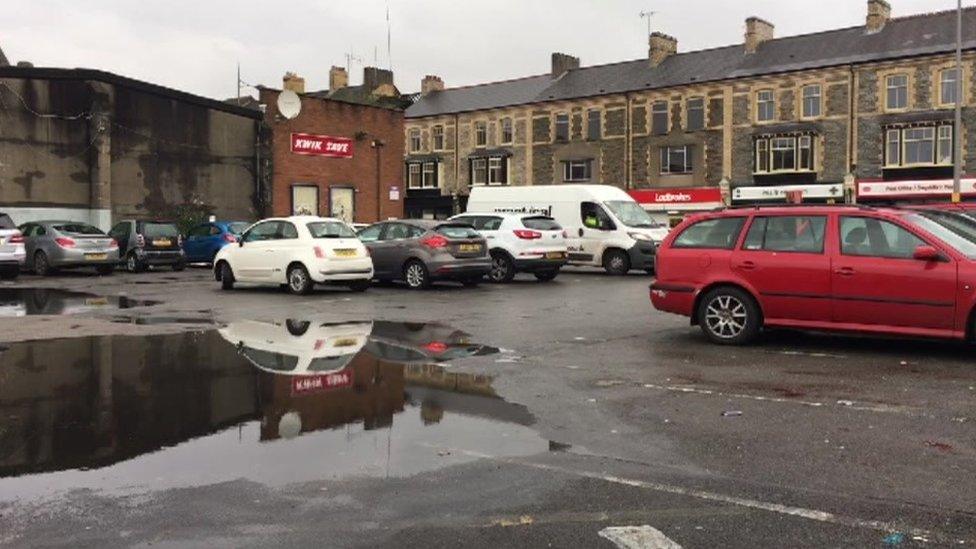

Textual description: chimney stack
[744,17,775,54]
[282,72,305,94]
[551,53,580,78]
[329,66,348,92]
[363,66,394,94]
[421,75,444,96]
[648,32,677,67]
[866,0,892,33]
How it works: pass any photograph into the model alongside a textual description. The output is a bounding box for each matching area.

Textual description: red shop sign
[628,187,723,205]
[290,132,354,158]
[290,370,354,396]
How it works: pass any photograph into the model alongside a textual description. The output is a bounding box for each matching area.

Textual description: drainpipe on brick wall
[625,92,632,189]
[372,139,385,221]
[454,113,460,213]
[847,64,856,204]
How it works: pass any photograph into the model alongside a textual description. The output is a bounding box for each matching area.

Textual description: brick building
[405,1,976,221]
[258,68,406,223]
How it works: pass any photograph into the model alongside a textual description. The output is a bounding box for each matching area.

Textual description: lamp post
[952,0,963,203]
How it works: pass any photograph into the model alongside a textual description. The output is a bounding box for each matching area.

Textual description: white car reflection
[218,319,373,375]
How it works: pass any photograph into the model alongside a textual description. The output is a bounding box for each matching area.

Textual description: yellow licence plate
[85,253,108,261]
[152,239,171,247]
[85,297,109,306]
[459,244,481,253]
[334,338,358,347]
[546,252,565,259]
[334,249,357,257]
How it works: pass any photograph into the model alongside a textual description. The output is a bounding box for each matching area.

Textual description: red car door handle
[835,267,855,276]
[737,261,757,270]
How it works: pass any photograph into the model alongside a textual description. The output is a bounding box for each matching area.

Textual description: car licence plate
[459,244,481,253]
[152,238,172,247]
[334,249,357,257]
[85,297,109,306]
[85,253,108,261]
[334,338,358,347]
[546,252,565,259]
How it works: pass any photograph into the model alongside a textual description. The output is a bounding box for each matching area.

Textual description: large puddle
[0,320,549,502]
[0,288,159,317]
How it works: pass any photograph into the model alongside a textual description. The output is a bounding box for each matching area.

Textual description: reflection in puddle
[0,288,159,317]
[0,320,544,502]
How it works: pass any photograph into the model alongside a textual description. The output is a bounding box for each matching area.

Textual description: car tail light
[313,246,325,258]
[136,234,145,248]
[108,239,119,249]
[223,233,237,243]
[513,229,542,240]
[55,237,76,248]
[423,341,448,354]
[8,233,24,244]
[421,234,449,249]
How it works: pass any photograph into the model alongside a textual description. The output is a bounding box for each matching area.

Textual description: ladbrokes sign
[290,132,354,158]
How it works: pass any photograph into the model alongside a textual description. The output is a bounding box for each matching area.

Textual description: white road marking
[639,383,955,421]
[438,447,956,544]
[599,525,682,549]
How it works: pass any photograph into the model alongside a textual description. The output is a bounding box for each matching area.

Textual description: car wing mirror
[913,245,942,261]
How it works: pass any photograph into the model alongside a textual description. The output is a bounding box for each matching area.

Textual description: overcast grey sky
[1,0,971,100]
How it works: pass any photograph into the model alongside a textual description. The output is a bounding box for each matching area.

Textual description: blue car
[182,221,250,264]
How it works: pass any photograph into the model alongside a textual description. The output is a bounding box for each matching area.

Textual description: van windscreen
[604,201,662,229]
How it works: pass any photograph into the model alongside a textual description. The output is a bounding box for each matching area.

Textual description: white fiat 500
[214,216,373,295]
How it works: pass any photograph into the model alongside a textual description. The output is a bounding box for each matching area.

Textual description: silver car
[357,220,490,289]
[19,221,120,276]
[0,213,26,280]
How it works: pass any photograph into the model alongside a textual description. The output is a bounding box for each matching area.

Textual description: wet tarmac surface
[1,270,975,547]
[0,320,545,503]
[0,288,159,317]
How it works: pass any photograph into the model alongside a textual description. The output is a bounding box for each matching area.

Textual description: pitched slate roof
[407,7,976,119]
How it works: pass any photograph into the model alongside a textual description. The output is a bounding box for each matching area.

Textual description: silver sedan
[19,221,120,276]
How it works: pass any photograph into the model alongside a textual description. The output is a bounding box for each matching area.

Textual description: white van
[466,185,669,274]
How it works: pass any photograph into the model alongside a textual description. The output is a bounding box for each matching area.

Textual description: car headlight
[628,232,652,242]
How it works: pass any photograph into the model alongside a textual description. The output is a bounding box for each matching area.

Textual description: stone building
[405,1,976,220]
[0,66,261,230]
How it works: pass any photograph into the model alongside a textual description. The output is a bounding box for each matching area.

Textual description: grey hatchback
[19,221,119,276]
[357,220,490,289]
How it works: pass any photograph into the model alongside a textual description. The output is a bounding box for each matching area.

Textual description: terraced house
[404,1,976,221]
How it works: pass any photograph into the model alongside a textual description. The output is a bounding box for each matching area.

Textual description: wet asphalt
[0,267,973,548]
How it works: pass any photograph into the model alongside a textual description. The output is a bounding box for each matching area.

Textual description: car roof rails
[709,203,878,212]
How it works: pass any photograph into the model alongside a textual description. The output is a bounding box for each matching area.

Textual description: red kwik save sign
[291,370,354,396]
[290,133,354,158]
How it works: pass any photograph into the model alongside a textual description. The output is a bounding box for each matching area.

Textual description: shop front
[731,183,846,205]
[404,155,454,219]
[628,187,724,227]
[856,178,976,204]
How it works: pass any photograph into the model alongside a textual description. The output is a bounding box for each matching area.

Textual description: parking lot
[1,268,974,548]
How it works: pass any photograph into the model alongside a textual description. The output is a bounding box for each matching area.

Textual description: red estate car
[650,205,976,345]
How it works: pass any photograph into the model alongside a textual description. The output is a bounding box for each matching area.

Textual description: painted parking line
[599,525,682,549]
[437,447,966,546]
[639,383,965,422]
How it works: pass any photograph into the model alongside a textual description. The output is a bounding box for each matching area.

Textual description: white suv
[0,213,25,280]
[214,216,373,295]
[450,213,568,283]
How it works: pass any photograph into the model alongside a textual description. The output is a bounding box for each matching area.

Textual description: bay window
[472,157,507,185]
[406,162,438,189]
[407,163,422,188]
[754,135,815,173]
[884,124,954,167]
[471,158,487,185]
[660,145,693,174]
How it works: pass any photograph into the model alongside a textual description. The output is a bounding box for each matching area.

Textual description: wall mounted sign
[291,133,354,158]
[857,178,976,200]
[629,187,723,211]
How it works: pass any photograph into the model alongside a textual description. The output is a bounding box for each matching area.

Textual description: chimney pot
[282,71,305,94]
[648,32,677,67]
[551,52,580,78]
[744,16,775,54]
[329,66,348,92]
[421,75,444,96]
[866,0,892,32]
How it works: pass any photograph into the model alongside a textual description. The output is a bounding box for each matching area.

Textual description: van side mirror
[913,245,941,261]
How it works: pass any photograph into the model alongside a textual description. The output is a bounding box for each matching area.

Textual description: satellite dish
[277,90,301,119]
